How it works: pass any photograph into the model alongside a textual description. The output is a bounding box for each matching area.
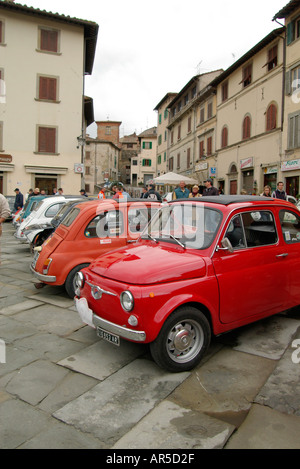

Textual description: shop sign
[281,159,300,172]
[264,166,277,174]
[0,155,12,163]
[240,157,253,169]
[209,167,217,177]
[195,162,208,172]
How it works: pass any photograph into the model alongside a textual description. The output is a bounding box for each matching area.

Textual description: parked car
[31,198,161,298]
[15,195,81,243]
[75,195,300,372]
[4,195,14,221]
[25,198,94,250]
[287,195,297,205]
[162,192,172,202]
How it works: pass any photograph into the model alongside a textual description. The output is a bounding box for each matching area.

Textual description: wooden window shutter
[41,29,58,52]
[221,127,228,148]
[243,116,251,139]
[266,105,277,131]
[207,136,212,155]
[39,77,57,100]
[287,22,294,45]
[0,21,2,43]
[188,116,191,133]
[199,141,204,157]
[38,127,56,153]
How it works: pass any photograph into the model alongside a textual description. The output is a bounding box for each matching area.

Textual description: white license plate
[97,326,120,346]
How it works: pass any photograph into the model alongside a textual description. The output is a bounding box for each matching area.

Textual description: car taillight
[42,258,52,275]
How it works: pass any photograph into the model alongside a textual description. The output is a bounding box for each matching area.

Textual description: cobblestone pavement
[1,222,300,449]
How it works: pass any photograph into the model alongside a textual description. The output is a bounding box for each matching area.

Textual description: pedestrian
[52,187,57,195]
[40,189,46,195]
[120,186,131,199]
[14,188,24,211]
[30,187,40,197]
[0,193,10,237]
[272,182,287,200]
[202,178,219,196]
[56,188,63,196]
[97,187,106,199]
[144,184,162,201]
[80,189,88,197]
[261,185,272,197]
[172,181,190,199]
[140,187,148,198]
[189,185,201,198]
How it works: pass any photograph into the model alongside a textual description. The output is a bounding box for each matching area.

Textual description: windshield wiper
[143,233,158,243]
[169,234,185,248]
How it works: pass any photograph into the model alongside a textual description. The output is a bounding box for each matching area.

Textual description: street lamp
[77,135,86,187]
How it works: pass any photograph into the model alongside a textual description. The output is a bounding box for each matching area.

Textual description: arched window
[221,126,228,148]
[266,104,277,131]
[242,115,251,140]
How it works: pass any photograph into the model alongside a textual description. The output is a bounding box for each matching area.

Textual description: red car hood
[89,242,207,285]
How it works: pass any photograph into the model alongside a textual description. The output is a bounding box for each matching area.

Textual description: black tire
[65,263,90,298]
[150,306,211,373]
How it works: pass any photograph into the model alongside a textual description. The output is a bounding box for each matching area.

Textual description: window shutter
[142,142,145,149]
[287,22,293,45]
[38,127,56,153]
[0,21,2,43]
[41,29,58,52]
[39,77,57,100]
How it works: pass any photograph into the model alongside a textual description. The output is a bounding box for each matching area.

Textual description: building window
[200,107,205,124]
[177,153,180,169]
[39,27,59,53]
[142,159,151,166]
[207,101,213,119]
[199,140,204,158]
[207,136,212,156]
[242,115,251,140]
[169,157,174,171]
[38,76,58,101]
[188,116,192,133]
[291,65,300,94]
[187,148,191,168]
[0,20,4,44]
[184,94,189,105]
[222,82,228,102]
[288,111,300,149]
[159,114,162,124]
[240,64,252,88]
[171,131,174,145]
[132,160,138,165]
[0,121,3,151]
[157,155,161,165]
[142,141,152,149]
[287,16,300,45]
[192,86,196,99]
[164,108,168,119]
[105,126,111,135]
[177,124,181,140]
[37,126,57,153]
[221,126,228,148]
[264,45,278,71]
[266,104,277,131]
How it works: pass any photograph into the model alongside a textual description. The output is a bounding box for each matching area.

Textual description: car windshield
[141,202,222,249]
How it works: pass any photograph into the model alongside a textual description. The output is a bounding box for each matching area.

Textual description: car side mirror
[216,237,234,253]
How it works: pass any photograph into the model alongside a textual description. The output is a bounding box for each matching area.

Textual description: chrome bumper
[30,264,56,282]
[75,297,146,342]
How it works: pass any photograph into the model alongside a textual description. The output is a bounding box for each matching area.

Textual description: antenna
[196,60,202,75]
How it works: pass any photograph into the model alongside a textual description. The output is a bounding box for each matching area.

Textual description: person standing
[261,185,272,197]
[80,189,88,197]
[14,188,24,211]
[202,178,219,196]
[189,185,201,198]
[144,184,162,201]
[173,181,190,199]
[97,187,106,199]
[0,194,10,237]
[272,182,287,200]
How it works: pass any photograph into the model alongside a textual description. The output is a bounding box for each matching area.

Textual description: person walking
[14,188,24,211]
[0,194,10,237]
[272,182,287,200]
[202,178,219,196]
[172,181,190,199]
[80,189,88,197]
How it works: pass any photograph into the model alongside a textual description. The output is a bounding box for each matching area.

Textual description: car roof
[169,195,291,206]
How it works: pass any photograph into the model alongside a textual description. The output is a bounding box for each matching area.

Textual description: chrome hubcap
[167,320,204,364]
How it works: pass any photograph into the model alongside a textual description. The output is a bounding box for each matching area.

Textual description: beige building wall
[131,127,157,186]
[0,4,97,196]
[154,93,177,175]
[85,137,119,193]
[214,29,285,195]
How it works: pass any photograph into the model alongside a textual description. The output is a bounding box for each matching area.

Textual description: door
[213,209,286,324]
[230,180,237,195]
[35,177,57,195]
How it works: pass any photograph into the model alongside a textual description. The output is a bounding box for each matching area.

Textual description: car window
[61,207,80,227]
[45,203,64,218]
[225,210,277,248]
[128,207,158,233]
[85,210,124,238]
[279,210,300,244]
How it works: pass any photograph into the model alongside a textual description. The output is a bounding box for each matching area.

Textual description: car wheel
[149,306,211,373]
[65,263,90,298]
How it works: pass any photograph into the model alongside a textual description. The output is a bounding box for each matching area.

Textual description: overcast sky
[23,0,287,137]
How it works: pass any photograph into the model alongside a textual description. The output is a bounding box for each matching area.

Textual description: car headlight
[120,290,134,312]
[75,271,85,289]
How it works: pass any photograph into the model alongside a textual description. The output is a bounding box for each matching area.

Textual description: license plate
[97,326,120,346]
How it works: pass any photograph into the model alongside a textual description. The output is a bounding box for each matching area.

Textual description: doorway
[35,177,57,195]
[286,176,299,197]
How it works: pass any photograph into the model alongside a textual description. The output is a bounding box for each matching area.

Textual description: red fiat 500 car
[75,196,300,372]
[31,199,160,297]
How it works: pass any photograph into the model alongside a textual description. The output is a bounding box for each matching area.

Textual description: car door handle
[276,253,288,258]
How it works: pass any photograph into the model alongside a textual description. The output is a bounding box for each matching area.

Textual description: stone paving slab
[225,404,300,449]
[53,358,190,446]
[58,340,147,381]
[113,400,235,449]
[169,348,276,416]
[0,298,44,315]
[255,328,300,416]
[232,316,300,360]
[27,293,74,308]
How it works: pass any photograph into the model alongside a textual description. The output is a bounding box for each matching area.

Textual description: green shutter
[287,22,294,45]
